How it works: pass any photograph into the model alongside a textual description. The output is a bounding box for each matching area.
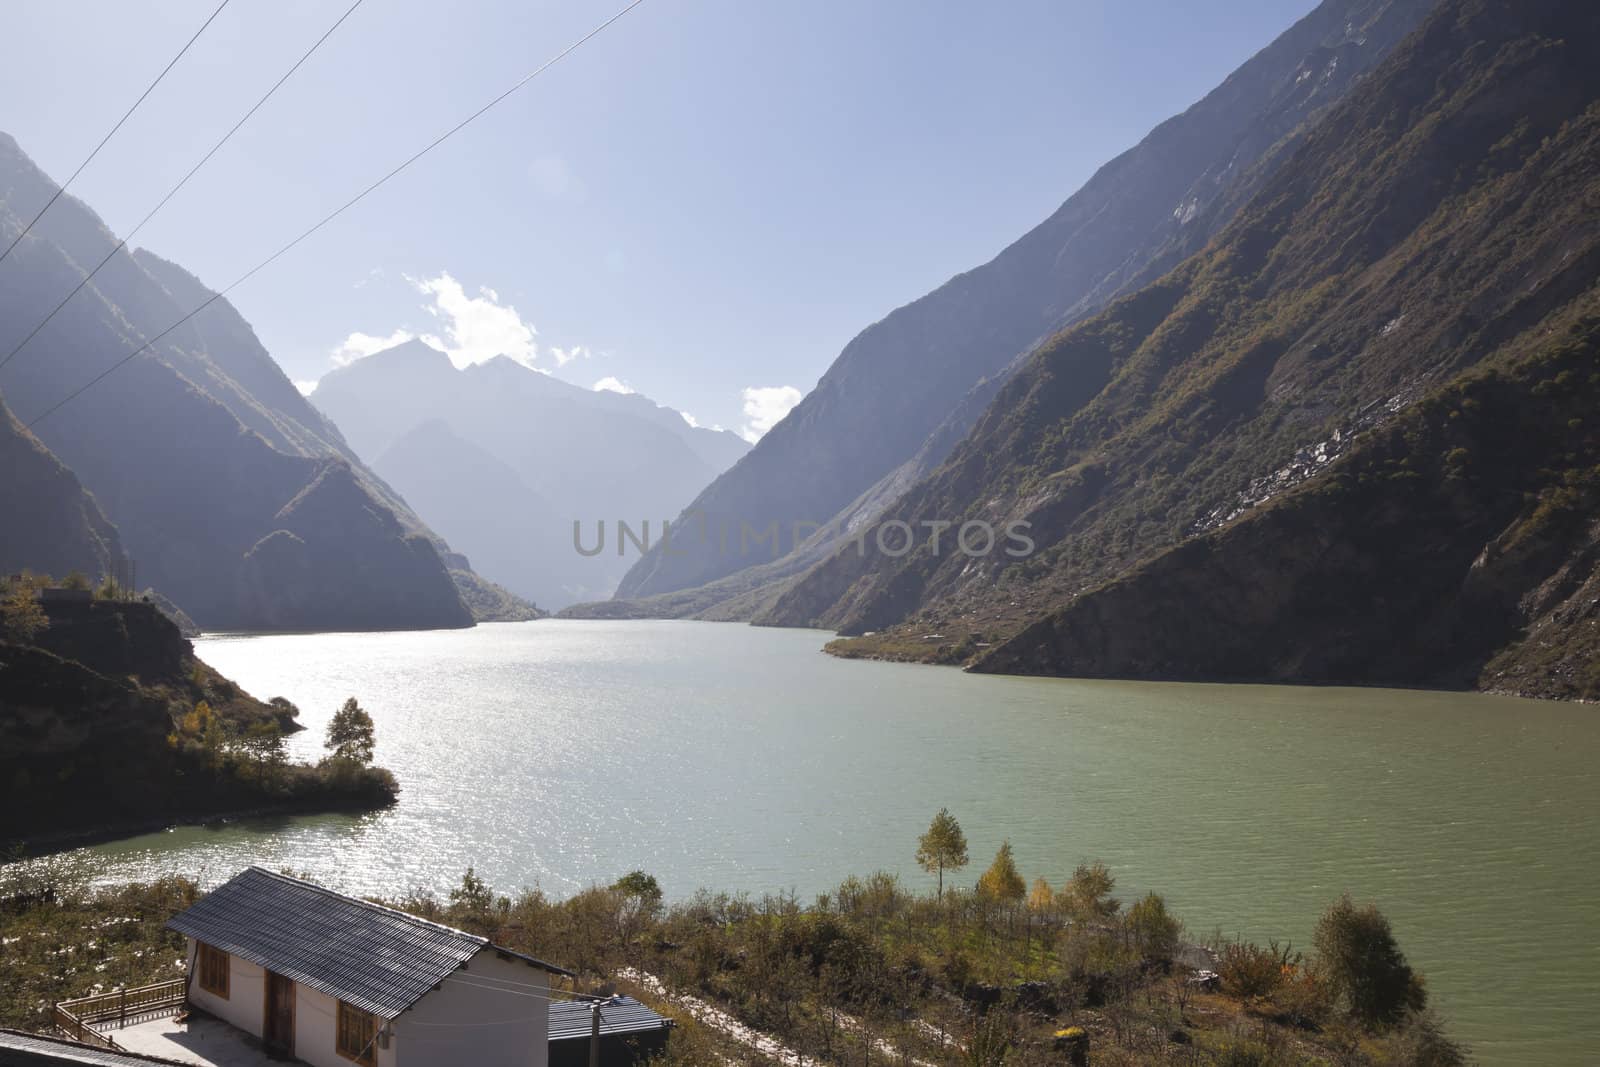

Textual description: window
[196,943,229,998]
[337,1000,378,1065]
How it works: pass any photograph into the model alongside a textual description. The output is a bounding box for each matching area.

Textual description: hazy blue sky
[3,0,1315,438]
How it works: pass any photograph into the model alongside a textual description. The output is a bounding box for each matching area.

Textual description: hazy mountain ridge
[310,340,750,608]
[608,0,1436,609]
[0,393,123,580]
[0,132,507,630]
[783,0,1600,697]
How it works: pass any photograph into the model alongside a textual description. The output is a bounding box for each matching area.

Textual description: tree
[1125,892,1181,962]
[237,720,288,786]
[1313,894,1425,1027]
[1063,860,1119,918]
[1,582,47,643]
[1027,877,1054,911]
[449,867,494,916]
[976,841,1025,902]
[325,698,376,764]
[915,808,969,897]
[613,870,663,905]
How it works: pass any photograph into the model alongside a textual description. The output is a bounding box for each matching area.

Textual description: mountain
[369,419,571,610]
[309,341,750,607]
[0,393,122,580]
[0,133,524,630]
[775,0,1600,700]
[609,0,1437,609]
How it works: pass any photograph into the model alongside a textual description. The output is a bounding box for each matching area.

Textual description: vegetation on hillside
[0,812,1463,1065]
[773,0,1600,700]
[0,581,397,842]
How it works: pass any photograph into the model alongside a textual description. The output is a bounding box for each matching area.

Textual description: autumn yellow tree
[1,580,47,643]
[1027,877,1054,911]
[976,841,1025,902]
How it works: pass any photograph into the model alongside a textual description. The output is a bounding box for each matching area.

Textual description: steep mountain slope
[0,133,507,630]
[975,311,1600,699]
[612,0,1436,606]
[311,341,749,607]
[0,393,122,580]
[780,0,1600,698]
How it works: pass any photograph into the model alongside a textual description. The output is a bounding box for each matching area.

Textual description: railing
[54,978,187,1049]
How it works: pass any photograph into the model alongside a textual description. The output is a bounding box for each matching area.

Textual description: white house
[167,867,572,1067]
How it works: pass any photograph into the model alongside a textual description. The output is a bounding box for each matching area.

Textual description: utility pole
[589,999,602,1067]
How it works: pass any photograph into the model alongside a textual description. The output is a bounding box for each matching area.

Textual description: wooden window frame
[196,942,229,999]
[336,1000,378,1066]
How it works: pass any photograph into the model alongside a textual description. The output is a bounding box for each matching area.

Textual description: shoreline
[2,794,392,860]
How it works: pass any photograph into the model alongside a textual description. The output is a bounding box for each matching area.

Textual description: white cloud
[593,376,635,395]
[294,379,318,396]
[680,411,699,428]
[739,385,802,442]
[413,272,537,368]
[331,328,424,367]
[328,271,602,373]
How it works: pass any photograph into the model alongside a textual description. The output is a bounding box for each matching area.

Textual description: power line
[443,969,610,998]
[443,976,612,1003]
[24,0,649,431]
[0,0,369,374]
[0,0,233,266]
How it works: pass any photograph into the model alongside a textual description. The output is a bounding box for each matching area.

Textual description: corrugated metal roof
[547,997,671,1042]
[166,867,570,1019]
[0,1029,190,1066]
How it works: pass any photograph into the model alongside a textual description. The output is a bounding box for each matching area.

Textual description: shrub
[1376,1009,1469,1066]
[1313,894,1425,1027]
[1218,938,1295,1000]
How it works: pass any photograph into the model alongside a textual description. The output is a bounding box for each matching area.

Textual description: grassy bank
[0,856,1463,1066]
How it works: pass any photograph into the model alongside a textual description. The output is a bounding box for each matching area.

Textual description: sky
[2,0,1317,440]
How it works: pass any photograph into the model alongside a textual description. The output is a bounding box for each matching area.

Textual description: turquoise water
[16,621,1597,1063]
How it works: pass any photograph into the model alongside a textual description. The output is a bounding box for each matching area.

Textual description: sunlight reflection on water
[13,620,1598,1064]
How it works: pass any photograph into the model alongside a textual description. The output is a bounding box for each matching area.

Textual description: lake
[14,620,1598,1063]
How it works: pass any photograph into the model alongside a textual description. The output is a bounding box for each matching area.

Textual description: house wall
[392,948,549,1067]
[184,938,398,1067]
[290,982,397,1067]
[184,938,264,1038]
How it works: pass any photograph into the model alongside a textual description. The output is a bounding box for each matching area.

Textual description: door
[264,971,295,1055]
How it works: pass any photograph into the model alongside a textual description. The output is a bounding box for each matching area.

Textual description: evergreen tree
[915,808,969,897]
